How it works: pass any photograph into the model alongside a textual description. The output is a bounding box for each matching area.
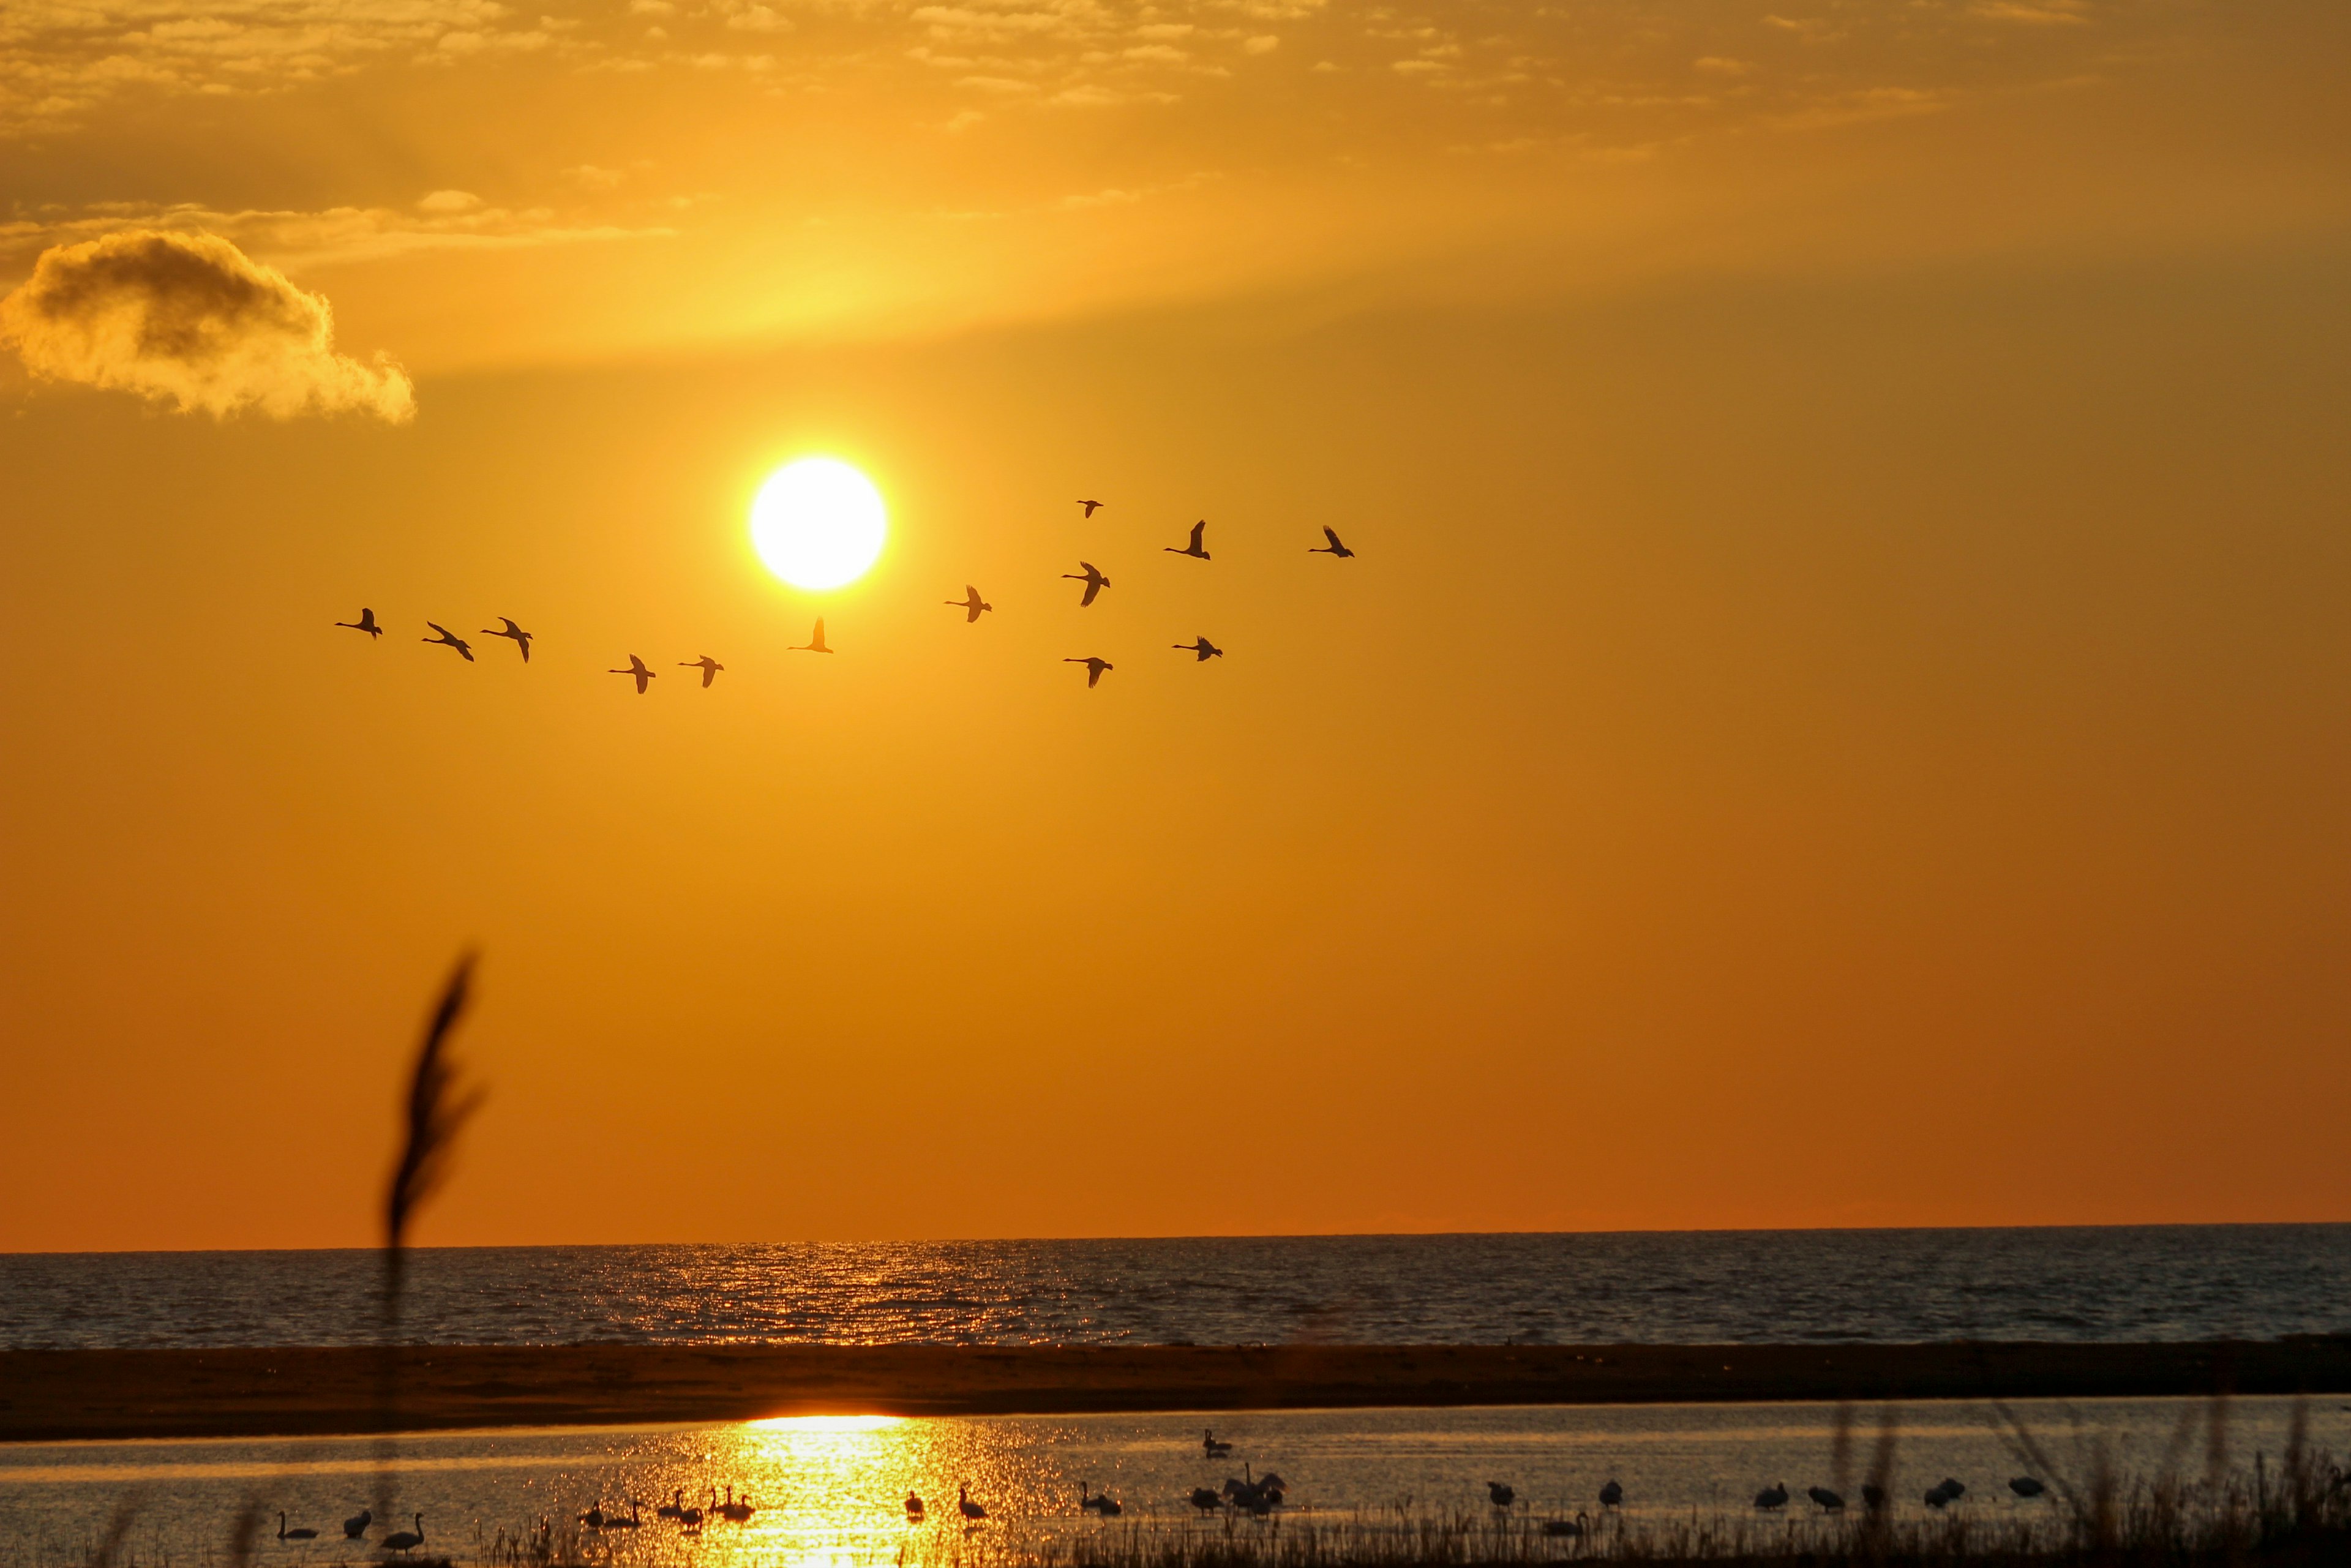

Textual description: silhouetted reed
[376,953,486,1532]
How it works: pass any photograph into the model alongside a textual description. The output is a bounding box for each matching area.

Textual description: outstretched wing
[1189,520,1206,549]
[1080,578,1101,606]
[1086,663,1102,687]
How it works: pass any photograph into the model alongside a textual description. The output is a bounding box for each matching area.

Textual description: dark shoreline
[4,1340,2347,1444]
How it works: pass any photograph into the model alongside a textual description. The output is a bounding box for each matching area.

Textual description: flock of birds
[1745,1474,2048,1512]
[267,1430,2051,1552]
[331,503,1359,692]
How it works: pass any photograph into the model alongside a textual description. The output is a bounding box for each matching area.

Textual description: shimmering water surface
[3,1402,2344,1568]
[6,1228,2349,1349]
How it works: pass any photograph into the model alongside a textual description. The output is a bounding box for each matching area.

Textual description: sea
[3,1226,2349,1349]
[7,1228,2349,1567]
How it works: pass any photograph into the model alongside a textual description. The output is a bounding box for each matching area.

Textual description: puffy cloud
[0,230,414,422]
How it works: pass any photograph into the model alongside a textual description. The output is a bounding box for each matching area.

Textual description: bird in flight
[1310,527,1354,558]
[948,585,992,623]
[336,608,383,639]
[610,655,657,694]
[423,623,474,661]
[680,655,724,688]
[1065,656,1113,688]
[793,618,833,653]
[1174,637,1223,661]
[1078,499,1104,518]
[1166,520,1210,560]
[481,617,533,662]
[1063,561,1111,607]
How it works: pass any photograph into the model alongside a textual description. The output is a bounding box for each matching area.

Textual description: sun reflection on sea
[586,1414,1121,1568]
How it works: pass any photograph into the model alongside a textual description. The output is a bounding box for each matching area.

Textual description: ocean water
[3,1400,2345,1568]
[4,1227,2348,1349]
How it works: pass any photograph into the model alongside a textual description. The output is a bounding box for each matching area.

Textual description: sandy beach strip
[5,1340,2347,1443]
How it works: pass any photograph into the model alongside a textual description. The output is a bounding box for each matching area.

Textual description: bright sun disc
[751,458,887,590]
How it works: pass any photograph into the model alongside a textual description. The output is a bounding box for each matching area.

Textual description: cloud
[418,189,483,212]
[1242,34,1279,53]
[0,230,414,422]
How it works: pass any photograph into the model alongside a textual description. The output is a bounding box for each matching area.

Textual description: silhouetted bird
[1599,1481,1624,1509]
[2009,1477,2047,1499]
[1187,1487,1223,1514]
[1807,1487,1845,1512]
[1065,657,1112,688]
[1487,1482,1515,1508]
[580,1507,604,1530]
[604,1505,641,1530]
[792,618,832,653]
[382,1517,426,1555]
[1203,1430,1232,1457]
[278,1514,318,1542]
[342,1510,372,1540]
[1165,520,1210,560]
[481,617,533,662]
[336,609,383,639]
[1924,1482,1956,1509]
[1755,1483,1790,1510]
[1063,561,1110,607]
[948,586,992,623]
[610,655,657,694]
[718,1487,752,1522]
[904,1493,925,1520]
[1174,637,1223,661]
[680,655,723,687]
[1861,1485,1888,1511]
[1938,1479,1967,1501]
[423,623,473,661]
[1078,499,1105,518]
[657,1493,684,1521]
[1542,1515,1589,1538]
[958,1486,986,1522]
[1310,527,1355,558]
[1080,1483,1122,1517]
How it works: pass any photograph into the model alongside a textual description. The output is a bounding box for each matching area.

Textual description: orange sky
[2,0,2348,1251]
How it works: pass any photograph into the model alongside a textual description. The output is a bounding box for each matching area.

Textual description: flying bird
[1174,637,1223,661]
[1065,657,1112,688]
[610,655,657,694]
[1310,527,1354,558]
[481,617,533,662]
[423,623,473,661]
[680,655,724,688]
[948,586,992,623]
[1165,520,1210,560]
[1078,499,1105,518]
[336,609,383,639]
[1063,562,1111,607]
[792,618,832,653]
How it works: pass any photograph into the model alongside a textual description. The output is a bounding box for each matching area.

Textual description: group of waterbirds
[1750,1475,2047,1512]
[268,1509,424,1555]
[1051,509,1355,688]
[1481,1477,1622,1536]
[334,501,1356,694]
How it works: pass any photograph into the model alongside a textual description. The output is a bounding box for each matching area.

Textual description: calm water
[3,1401,2344,1568]
[4,1228,2349,1349]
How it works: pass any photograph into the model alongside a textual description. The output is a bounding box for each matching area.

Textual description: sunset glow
[749,459,887,592]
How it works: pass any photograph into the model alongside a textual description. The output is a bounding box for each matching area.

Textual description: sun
[750,457,887,591]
